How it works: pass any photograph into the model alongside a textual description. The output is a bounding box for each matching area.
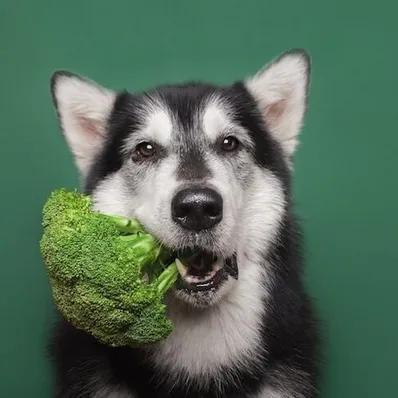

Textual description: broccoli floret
[40,189,178,346]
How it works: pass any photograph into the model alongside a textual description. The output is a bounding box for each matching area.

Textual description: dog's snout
[172,187,223,231]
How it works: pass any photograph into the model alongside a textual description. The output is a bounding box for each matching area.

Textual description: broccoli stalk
[40,189,179,347]
[155,260,180,293]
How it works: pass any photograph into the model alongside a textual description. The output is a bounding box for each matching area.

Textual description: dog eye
[132,142,157,161]
[221,136,240,152]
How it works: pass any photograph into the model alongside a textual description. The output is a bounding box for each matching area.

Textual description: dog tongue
[183,251,217,276]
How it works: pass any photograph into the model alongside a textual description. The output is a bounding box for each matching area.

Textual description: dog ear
[51,71,116,176]
[245,49,310,157]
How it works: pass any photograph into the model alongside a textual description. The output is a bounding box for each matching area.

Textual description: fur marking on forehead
[202,98,234,141]
[139,104,173,146]
[202,96,255,150]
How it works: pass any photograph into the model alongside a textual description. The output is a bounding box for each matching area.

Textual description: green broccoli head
[40,189,178,346]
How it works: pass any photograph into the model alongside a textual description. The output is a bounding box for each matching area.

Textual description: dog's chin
[171,249,239,308]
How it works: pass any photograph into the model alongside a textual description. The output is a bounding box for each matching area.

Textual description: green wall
[1,1,397,396]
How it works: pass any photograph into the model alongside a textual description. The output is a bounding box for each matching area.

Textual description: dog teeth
[175,258,188,278]
[213,258,223,272]
[176,256,224,284]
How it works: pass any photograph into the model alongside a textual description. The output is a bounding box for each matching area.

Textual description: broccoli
[40,189,179,347]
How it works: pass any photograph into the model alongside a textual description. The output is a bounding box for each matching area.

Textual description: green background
[1,1,397,396]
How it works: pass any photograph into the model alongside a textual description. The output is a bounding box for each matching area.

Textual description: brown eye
[221,136,240,152]
[133,141,156,161]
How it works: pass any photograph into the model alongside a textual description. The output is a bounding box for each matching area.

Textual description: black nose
[172,187,223,231]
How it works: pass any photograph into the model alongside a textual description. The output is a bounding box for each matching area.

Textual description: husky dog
[50,49,319,398]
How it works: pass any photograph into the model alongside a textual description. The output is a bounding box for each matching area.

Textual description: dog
[49,49,319,398]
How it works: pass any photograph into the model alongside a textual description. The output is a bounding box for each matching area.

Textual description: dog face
[51,50,310,308]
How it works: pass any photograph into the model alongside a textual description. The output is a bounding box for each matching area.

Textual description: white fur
[92,154,181,237]
[52,74,116,176]
[252,366,314,398]
[202,100,232,141]
[143,109,173,146]
[254,386,306,398]
[239,168,286,266]
[91,173,130,215]
[253,387,286,398]
[202,98,255,149]
[254,381,309,398]
[132,155,181,233]
[150,259,268,387]
[245,51,309,157]
[122,105,173,152]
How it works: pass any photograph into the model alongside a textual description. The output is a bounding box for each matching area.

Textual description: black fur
[50,77,319,397]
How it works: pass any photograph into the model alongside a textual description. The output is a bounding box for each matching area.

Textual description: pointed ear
[51,71,116,176]
[245,49,311,157]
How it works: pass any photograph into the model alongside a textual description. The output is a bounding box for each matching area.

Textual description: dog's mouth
[174,248,238,293]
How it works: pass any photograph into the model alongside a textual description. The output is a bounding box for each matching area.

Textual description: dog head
[51,50,310,308]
